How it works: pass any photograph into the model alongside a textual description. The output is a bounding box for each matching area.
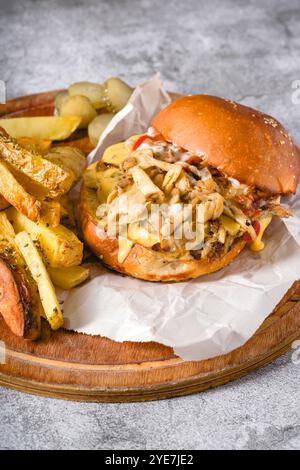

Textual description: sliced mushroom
[130,166,164,198]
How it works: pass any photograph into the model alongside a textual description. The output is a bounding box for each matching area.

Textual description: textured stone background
[0,0,300,450]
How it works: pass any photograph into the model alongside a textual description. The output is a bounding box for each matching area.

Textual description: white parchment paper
[62,74,300,361]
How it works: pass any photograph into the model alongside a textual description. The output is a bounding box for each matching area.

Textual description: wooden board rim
[0,331,298,403]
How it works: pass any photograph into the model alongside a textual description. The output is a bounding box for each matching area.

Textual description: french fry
[15,231,64,330]
[40,201,61,227]
[0,212,16,239]
[6,206,83,268]
[48,265,90,290]
[0,194,10,210]
[0,213,41,339]
[44,146,86,181]
[0,160,41,221]
[16,137,52,155]
[0,129,75,198]
[59,194,76,229]
[0,116,81,141]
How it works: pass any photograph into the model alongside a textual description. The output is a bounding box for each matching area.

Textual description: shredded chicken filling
[89,130,292,264]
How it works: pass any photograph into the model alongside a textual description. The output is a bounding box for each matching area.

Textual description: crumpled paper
[62,74,300,361]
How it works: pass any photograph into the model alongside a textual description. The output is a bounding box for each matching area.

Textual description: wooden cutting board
[0,90,299,403]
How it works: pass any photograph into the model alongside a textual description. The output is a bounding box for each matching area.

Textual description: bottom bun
[79,185,246,282]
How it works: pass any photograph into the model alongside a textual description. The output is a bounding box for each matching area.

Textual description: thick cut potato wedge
[0,160,41,221]
[0,116,81,141]
[0,194,10,210]
[0,213,41,339]
[0,129,74,198]
[44,146,86,181]
[0,258,41,338]
[48,265,90,290]
[0,212,16,238]
[40,201,61,227]
[6,207,83,268]
[0,258,26,337]
[16,137,52,155]
[59,194,76,229]
[15,231,64,330]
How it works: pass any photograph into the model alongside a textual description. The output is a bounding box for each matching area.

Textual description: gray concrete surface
[0,0,299,450]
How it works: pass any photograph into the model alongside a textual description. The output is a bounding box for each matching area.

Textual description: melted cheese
[118,236,133,263]
[128,222,160,248]
[220,215,240,236]
[102,142,130,167]
[97,167,123,204]
[250,215,272,252]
